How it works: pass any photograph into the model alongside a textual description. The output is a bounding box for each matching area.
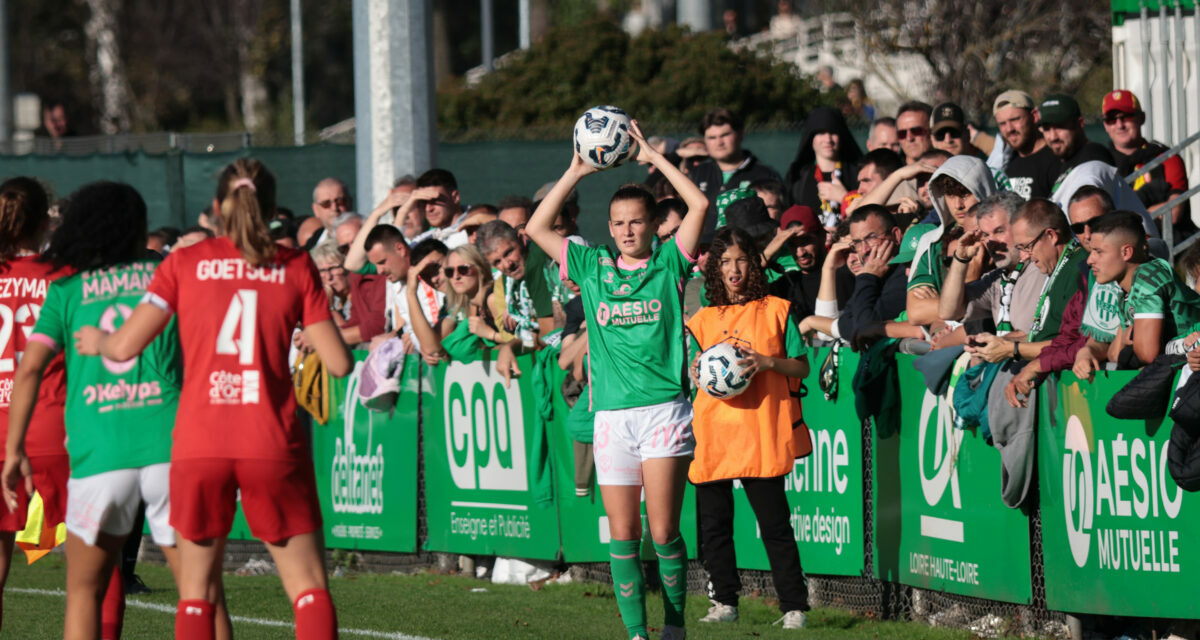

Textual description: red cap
[780,205,820,235]
[1102,90,1142,116]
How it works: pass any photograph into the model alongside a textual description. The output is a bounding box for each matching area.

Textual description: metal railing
[1124,132,1200,258]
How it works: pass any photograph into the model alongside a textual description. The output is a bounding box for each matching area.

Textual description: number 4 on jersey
[217,290,257,365]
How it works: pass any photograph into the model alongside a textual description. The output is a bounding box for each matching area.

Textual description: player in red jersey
[0,177,71,633]
[76,158,353,640]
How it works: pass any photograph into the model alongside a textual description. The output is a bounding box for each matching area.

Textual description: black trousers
[695,475,809,612]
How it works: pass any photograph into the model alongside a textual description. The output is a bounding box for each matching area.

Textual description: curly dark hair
[703,227,770,307]
[42,181,147,271]
[0,176,49,261]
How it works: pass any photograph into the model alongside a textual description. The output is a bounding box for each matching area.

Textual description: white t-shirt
[384,279,445,352]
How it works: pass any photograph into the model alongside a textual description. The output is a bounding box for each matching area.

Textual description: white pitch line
[9,587,438,640]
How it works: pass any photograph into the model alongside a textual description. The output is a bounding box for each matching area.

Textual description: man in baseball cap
[992,90,1058,199]
[769,205,855,320]
[929,102,983,158]
[1102,89,1191,234]
[1038,93,1114,182]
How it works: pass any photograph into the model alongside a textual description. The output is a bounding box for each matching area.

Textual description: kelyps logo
[443,361,527,491]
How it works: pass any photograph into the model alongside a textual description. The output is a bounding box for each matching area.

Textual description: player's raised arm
[528,154,595,263]
[628,120,708,256]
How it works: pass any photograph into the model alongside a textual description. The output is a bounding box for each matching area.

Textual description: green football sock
[609,538,646,639]
[654,536,688,627]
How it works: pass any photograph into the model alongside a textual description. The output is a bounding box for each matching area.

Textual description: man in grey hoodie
[905,155,999,325]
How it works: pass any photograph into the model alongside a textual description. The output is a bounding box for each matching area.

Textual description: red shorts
[0,454,70,533]
[170,458,322,544]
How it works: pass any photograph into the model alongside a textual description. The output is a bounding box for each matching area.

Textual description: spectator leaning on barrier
[965,200,1083,508]
[828,205,913,347]
[1081,210,1200,370]
[361,224,418,352]
[1102,89,1193,237]
[476,220,555,353]
[405,244,497,365]
[1004,187,1118,404]
[906,155,998,326]
[995,199,1085,360]
[690,107,782,234]
[784,106,862,231]
[307,177,351,249]
[796,220,863,339]
[403,238,450,353]
[936,192,1047,350]
[992,90,1059,200]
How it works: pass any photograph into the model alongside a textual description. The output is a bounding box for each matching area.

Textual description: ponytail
[0,177,48,262]
[216,158,278,266]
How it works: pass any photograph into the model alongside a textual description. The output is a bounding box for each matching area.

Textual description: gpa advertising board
[1040,372,1199,618]
[422,356,561,560]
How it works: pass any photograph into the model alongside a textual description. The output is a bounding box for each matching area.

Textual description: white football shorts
[593,395,695,486]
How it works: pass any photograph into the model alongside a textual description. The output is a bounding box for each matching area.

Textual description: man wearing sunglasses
[929,102,983,159]
[1003,187,1119,406]
[895,101,933,165]
[307,177,353,249]
[1103,89,1192,237]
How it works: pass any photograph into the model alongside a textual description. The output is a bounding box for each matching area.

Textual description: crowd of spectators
[131,86,1200,511]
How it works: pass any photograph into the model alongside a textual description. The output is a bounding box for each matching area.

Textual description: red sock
[175,599,215,640]
[101,566,125,640]
[293,588,337,640]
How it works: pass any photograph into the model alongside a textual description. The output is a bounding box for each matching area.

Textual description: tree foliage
[846,0,1111,119]
[437,19,831,137]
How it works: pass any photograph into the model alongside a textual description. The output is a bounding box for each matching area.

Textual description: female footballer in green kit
[527,120,708,640]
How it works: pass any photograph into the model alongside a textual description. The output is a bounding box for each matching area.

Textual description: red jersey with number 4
[146,237,331,461]
[0,256,68,457]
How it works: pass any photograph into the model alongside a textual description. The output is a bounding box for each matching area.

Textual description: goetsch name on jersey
[195,259,286,284]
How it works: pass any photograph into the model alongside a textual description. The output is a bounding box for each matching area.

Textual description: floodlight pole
[290,0,305,146]
[352,0,437,208]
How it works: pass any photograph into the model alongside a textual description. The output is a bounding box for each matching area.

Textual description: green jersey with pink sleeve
[563,238,693,411]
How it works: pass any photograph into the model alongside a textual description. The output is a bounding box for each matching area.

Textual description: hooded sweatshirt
[908,155,998,294]
[785,107,863,222]
[1050,160,1160,239]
